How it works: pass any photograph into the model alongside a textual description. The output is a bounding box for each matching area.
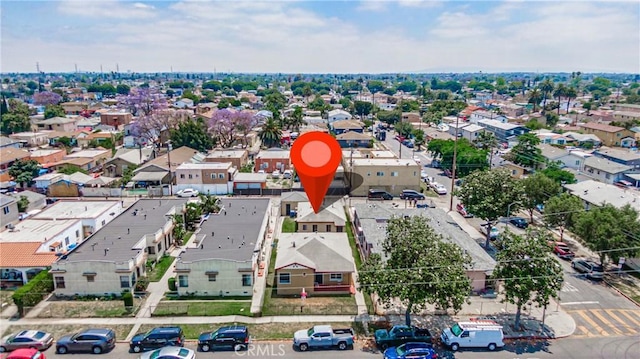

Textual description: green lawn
[345,211,375,315]
[148,255,176,282]
[152,301,251,317]
[282,218,296,233]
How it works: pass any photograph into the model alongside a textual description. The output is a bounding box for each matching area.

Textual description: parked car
[292,325,354,352]
[553,242,575,260]
[4,348,45,359]
[282,170,293,179]
[440,321,504,351]
[375,325,432,350]
[400,190,425,200]
[383,342,437,359]
[129,327,184,353]
[572,259,604,280]
[56,328,115,354]
[481,224,499,239]
[456,203,473,218]
[368,189,393,200]
[509,217,528,229]
[395,135,406,142]
[272,170,281,179]
[197,325,249,352]
[433,183,448,195]
[403,140,414,149]
[0,331,53,353]
[138,347,195,359]
[176,188,199,198]
[420,171,429,180]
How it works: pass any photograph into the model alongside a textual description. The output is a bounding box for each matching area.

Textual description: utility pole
[449,115,460,212]
[166,140,173,196]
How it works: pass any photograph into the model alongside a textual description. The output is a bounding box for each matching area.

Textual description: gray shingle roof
[276,233,355,272]
[584,156,632,174]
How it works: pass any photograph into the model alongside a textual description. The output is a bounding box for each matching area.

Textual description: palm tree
[553,84,567,115]
[565,86,578,113]
[302,86,313,105]
[259,117,282,148]
[540,79,555,112]
[476,131,499,168]
[528,88,543,112]
[289,107,306,132]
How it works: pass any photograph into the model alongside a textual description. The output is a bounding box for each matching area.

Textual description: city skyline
[1,0,639,74]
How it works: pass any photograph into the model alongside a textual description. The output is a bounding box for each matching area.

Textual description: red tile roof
[0,242,58,268]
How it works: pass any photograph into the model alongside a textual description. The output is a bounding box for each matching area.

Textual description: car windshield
[307,328,315,336]
[450,324,463,336]
[209,330,218,339]
[149,349,162,359]
[178,348,191,357]
[395,344,407,356]
[33,332,46,339]
[592,265,604,272]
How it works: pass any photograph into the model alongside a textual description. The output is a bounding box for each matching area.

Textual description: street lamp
[506,201,520,220]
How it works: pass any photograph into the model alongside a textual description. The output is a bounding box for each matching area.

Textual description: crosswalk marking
[576,325,593,337]
[561,282,579,292]
[591,310,624,336]
[569,309,640,338]
[573,310,610,336]
[617,309,640,327]
[604,309,637,335]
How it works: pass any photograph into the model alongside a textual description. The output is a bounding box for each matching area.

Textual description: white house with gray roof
[295,201,346,233]
[50,199,186,296]
[173,198,271,297]
[564,180,640,212]
[351,203,496,291]
[582,156,633,184]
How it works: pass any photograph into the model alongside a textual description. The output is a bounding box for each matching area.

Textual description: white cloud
[57,0,157,19]
[398,0,443,8]
[356,1,388,12]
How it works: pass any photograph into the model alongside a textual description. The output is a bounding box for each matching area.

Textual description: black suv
[56,328,116,354]
[368,189,393,200]
[198,326,249,352]
[400,190,425,200]
[129,327,184,353]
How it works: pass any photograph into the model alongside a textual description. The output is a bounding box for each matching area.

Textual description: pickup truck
[293,325,354,352]
[375,325,432,350]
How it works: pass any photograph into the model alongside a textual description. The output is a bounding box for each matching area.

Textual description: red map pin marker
[291,131,342,214]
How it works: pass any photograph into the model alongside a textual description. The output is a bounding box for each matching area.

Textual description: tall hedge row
[12,270,54,316]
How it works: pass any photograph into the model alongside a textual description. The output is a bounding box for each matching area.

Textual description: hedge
[168,277,177,291]
[123,292,134,308]
[12,270,54,317]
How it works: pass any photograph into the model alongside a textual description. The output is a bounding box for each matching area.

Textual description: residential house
[336,131,372,149]
[344,158,421,197]
[330,120,363,135]
[578,122,635,147]
[254,149,291,173]
[60,102,88,115]
[0,194,19,225]
[44,131,79,147]
[0,218,84,254]
[35,117,77,132]
[31,200,123,238]
[49,199,186,296]
[8,132,48,147]
[447,122,468,138]
[475,119,529,143]
[103,147,155,177]
[173,98,194,109]
[63,149,111,172]
[0,148,30,171]
[378,103,396,111]
[0,136,20,149]
[29,149,65,166]
[538,144,571,168]
[500,104,525,118]
[100,110,132,128]
[76,131,118,148]
[351,203,495,291]
[582,156,632,184]
[33,173,65,191]
[295,201,346,233]
[0,242,57,287]
[174,198,270,297]
[560,150,593,170]
[423,127,454,142]
[75,117,101,131]
[233,173,268,193]
[565,180,640,212]
[614,104,640,114]
[401,112,421,123]
[327,109,352,123]
[563,131,602,148]
[501,162,528,178]
[132,146,201,187]
[280,191,308,216]
[174,162,236,195]
[204,149,249,169]
[470,110,507,124]
[460,124,485,142]
[593,146,640,169]
[534,130,569,146]
[275,232,355,296]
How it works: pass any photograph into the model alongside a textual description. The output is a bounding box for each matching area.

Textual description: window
[391,172,398,177]
[279,273,291,284]
[330,273,343,282]
[120,276,130,288]
[148,246,155,255]
[242,274,252,286]
[180,174,185,179]
[178,275,189,287]
[207,273,217,282]
[605,174,611,179]
[55,276,65,289]
[325,225,331,232]
[336,226,344,232]
[575,160,580,166]
[211,173,216,179]
[188,174,193,179]
[2,207,8,215]
[376,171,384,176]
[75,230,80,238]
[302,225,307,231]
[65,237,70,245]
[367,172,371,177]
[86,275,95,282]
[157,243,162,252]
[218,173,225,179]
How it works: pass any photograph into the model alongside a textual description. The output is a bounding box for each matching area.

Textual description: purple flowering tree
[33,91,62,106]
[234,112,259,148]
[208,109,236,148]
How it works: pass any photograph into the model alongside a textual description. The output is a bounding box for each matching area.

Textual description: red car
[553,242,575,260]
[395,135,406,142]
[456,203,473,218]
[4,348,45,359]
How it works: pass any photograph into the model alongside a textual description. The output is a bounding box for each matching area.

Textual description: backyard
[345,212,375,314]
[281,218,296,233]
[152,300,252,317]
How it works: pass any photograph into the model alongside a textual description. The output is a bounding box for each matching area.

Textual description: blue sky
[1,0,638,73]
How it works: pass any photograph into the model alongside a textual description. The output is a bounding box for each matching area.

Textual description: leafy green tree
[1,99,31,135]
[353,101,373,116]
[400,100,421,113]
[521,173,561,223]
[217,98,230,109]
[412,129,425,150]
[508,133,543,168]
[397,81,418,93]
[116,84,131,95]
[427,139,489,177]
[540,162,576,184]
[198,193,221,214]
[395,121,414,138]
[492,229,564,331]
[181,90,200,103]
[259,117,282,148]
[528,88,543,112]
[367,80,385,94]
[170,118,214,152]
[16,196,29,213]
[184,202,203,231]
[359,216,471,326]
[475,131,498,168]
[544,193,584,241]
[377,109,401,124]
[8,159,41,187]
[58,165,88,175]
[572,204,640,266]
[44,104,66,119]
[288,107,305,132]
[455,169,524,247]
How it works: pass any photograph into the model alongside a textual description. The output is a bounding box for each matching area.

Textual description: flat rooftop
[179,198,270,262]
[61,199,187,262]
[32,200,122,220]
[0,219,81,243]
[564,180,640,212]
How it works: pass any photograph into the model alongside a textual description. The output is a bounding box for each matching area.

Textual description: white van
[440,321,504,351]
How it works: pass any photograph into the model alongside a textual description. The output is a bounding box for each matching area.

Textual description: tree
[116,84,131,95]
[33,91,62,106]
[412,129,425,150]
[170,118,214,152]
[377,109,401,124]
[455,169,524,247]
[521,173,560,223]
[539,79,555,113]
[395,121,413,138]
[476,131,498,168]
[198,193,221,214]
[492,229,564,331]
[572,204,640,266]
[427,139,489,177]
[508,133,543,168]
[258,117,282,148]
[400,100,420,113]
[367,80,385,95]
[540,162,576,184]
[8,159,40,188]
[44,105,66,119]
[544,193,583,241]
[207,109,255,149]
[1,99,31,135]
[359,216,471,326]
[288,107,305,132]
[302,86,313,105]
[553,84,567,115]
[16,196,29,213]
[58,165,88,175]
[564,87,577,113]
[353,101,373,116]
[528,88,543,112]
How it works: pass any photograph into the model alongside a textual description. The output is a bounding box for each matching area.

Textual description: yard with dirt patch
[1,324,133,341]
[262,295,358,316]
[35,298,143,318]
[152,300,251,316]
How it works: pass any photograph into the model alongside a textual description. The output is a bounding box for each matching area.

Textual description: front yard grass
[281,218,296,233]
[37,298,142,318]
[345,212,375,314]
[262,295,357,316]
[148,255,176,282]
[152,301,251,317]
[2,324,133,340]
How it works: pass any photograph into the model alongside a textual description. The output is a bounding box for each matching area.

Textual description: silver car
[139,347,196,359]
[0,330,53,352]
[572,259,604,280]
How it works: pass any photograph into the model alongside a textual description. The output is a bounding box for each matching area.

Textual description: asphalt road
[37,335,640,359]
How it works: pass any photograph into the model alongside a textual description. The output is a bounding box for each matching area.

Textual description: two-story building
[9,132,49,147]
[330,120,363,135]
[204,149,249,169]
[578,122,635,147]
[0,194,19,225]
[0,148,30,171]
[62,149,111,172]
[0,218,84,254]
[103,147,155,178]
[99,110,133,128]
[49,199,186,296]
[476,119,529,143]
[344,158,421,197]
[401,112,421,123]
[34,117,78,132]
[582,156,632,184]
[336,131,373,149]
[174,162,236,195]
[327,109,352,123]
[593,146,640,169]
[31,200,123,238]
[470,110,507,124]
[29,149,66,166]
[254,149,291,173]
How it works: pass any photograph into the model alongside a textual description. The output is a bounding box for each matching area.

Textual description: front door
[286,204,291,216]
[315,274,323,285]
